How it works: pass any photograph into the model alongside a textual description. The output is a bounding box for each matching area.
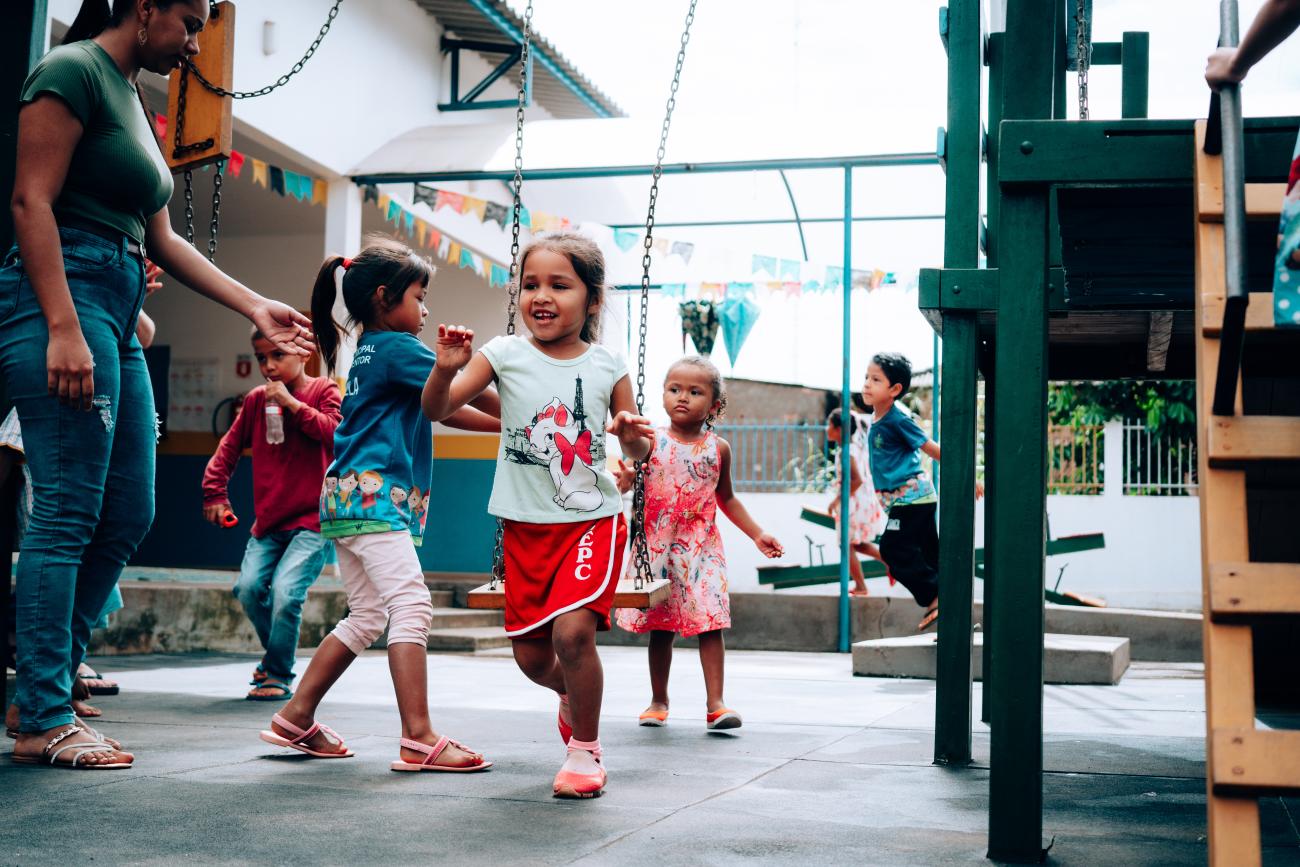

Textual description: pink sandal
[557,694,573,744]
[258,713,354,758]
[553,738,606,799]
[390,736,492,773]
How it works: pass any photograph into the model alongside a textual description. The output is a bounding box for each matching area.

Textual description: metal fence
[714,423,834,493]
[1122,420,1198,496]
[1047,424,1105,495]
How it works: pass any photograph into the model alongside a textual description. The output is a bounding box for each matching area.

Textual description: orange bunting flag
[435,190,464,213]
[251,159,269,188]
[699,282,725,299]
[448,241,461,263]
[312,179,327,205]
[463,197,487,222]
[378,193,391,213]
[416,221,427,247]
[427,228,441,249]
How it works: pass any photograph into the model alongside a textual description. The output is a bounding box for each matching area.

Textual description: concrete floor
[3,648,1298,866]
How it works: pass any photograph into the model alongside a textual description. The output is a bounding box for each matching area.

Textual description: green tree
[1048,380,1196,440]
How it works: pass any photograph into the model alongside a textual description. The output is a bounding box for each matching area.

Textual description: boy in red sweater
[202,329,342,700]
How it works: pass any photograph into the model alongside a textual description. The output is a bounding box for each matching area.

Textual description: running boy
[202,327,342,700]
[861,352,955,630]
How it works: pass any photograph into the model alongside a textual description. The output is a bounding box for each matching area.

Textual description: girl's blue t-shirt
[319,331,437,543]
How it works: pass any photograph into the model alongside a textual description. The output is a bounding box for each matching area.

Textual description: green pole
[988,0,1054,860]
[933,0,981,768]
[1120,32,1150,119]
[838,165,852,653]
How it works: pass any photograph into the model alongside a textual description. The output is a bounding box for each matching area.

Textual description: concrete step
[852,632,1131,685]
[429,590,455,607]
[426,626,511,652]
[428,607,500,629]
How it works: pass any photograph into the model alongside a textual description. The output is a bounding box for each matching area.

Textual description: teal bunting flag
[661,283,687,298]
[752,255,777,277]
[613,229,640,252]
[285,172,305,201]
[720,294,761,366]
[490,263,510,287]
[726,281,754,299]
[459,247,475,270]
[386,200,402,224]
[403,211,415,236]
[805,279,823,293]
[825,267,845,291]
[779,259,801,281]
[518,206,531,229]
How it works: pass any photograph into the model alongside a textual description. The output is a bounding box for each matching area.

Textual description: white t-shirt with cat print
[480,335,627,524]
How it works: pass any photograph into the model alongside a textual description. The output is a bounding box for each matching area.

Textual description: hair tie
[341,258,353,270]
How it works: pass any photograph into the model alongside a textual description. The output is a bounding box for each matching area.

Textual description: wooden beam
[1211,729,1300,794]
[1197,182,1288,222]
[1146,311,1174,372]
[1208,416,1300,463]
[1210,562,1300,618]
[1202,292,1278,335]
[165,0,234,171]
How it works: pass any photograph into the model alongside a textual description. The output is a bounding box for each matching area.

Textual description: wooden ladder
[1193,120,1300,866]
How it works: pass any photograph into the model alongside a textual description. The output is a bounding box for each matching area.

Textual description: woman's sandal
[638,709,669,727]
[10,724,132,770]
[390,736,492,773]
[245,680,292,702]
[77,664,120,696]
[918,607,939,631]
[258,713,354,758]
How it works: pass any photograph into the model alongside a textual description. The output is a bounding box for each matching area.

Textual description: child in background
[201,325,342,700]
[825,407,887,597]
[862,352,951,631]
[260,237,498,772]
[615,356,783,732]
[423,232,655,799]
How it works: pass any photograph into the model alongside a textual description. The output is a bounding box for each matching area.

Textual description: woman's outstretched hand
[1205,47,1246,91]
[250,300,314,356]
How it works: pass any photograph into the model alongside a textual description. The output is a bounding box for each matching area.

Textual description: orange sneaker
[706,708,743,731]
[638,709,669,727]
[553,738,606,799]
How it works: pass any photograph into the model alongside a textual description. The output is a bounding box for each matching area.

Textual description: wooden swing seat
[466,576,673,610]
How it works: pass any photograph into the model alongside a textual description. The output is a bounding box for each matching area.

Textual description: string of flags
[392,181,902,299]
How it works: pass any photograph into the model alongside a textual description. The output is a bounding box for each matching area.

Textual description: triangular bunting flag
[752,255,777,277]
[825,267,845,291]
[228,150,245,178]
[483,201,509,227]
[490,263,510,288]
[671,241,695,264]
[437,236,451,259]
[386,200,402,225]
[464,197,487,222]
[653,237,670,256]
[403,211,415,236]
[416,221,428,247]
[413,184,438,208]
[269,166,286,197]
[779,259,801,281]
[363,185,379,204]
[312,179,327,205]
[435,190,464,213]
[720,294,761,366]
[459,246,475,270]
[252,159,269,188]
[427,228,441,249]
[613,229,640,252]
[448,241,461,263]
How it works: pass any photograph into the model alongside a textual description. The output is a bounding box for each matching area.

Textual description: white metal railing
[1121,419,1198,496]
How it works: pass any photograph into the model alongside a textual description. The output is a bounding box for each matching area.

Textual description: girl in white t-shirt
[423,232,654,799]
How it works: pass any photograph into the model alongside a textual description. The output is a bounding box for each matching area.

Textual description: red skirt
[502,513,627,639]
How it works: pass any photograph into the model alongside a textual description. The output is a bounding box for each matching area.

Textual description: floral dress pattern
[1273,134,1300,327]
[839,414,887,545]
[616,428,730,637]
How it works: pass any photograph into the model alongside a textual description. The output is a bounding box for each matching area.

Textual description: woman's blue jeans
[0,228,153,732]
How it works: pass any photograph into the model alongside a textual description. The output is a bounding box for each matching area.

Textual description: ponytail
[311,255,348,375]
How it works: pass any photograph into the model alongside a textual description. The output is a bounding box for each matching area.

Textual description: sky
[495,0,1300,391]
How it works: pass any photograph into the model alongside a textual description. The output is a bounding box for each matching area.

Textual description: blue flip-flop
[245,680,292,701]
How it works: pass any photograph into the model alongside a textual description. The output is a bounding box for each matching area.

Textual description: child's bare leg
[512,636,567,693]
[275,635,355,753]
[551,609,603,742]
[388,642,479,767]
[697,630,727,713]
[848,552,867,593]
[646,629,675,712]
[856,539,884,563]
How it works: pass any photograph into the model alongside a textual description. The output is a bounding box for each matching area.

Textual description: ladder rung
[1209,562,1300,618]
[1208,416,1300,463]
[1211,728,1300,794]
[1201,292,1280,336]
[1198,182,1288,221]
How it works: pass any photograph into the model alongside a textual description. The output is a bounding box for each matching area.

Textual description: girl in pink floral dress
[616,357,783,732]
[826,408,888,596]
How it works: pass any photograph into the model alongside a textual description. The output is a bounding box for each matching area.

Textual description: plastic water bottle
[265,403,285,444]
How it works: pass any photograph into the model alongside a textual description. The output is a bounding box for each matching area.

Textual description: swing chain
[506,0,534,338]
[1075,0,1090,120]
[491,0,535,589]
[207,159,224,262]
[630,0,699,591]
[182,169,195,247]
[187,0,344,100]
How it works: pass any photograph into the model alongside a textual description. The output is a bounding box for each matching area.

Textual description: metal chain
[183,169,195,247]
[187,0,344,99]
[630,0,698,591]
[491,0,535,590]
[207,159,224,262]
[172,64,213,159]
[1075,0,1090,120]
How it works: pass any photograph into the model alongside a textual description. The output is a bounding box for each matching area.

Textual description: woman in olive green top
[1,0,313,769]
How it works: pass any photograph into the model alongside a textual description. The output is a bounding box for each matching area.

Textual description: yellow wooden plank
[467,577,673,611]
[1208,416,1300,463]
[165,1,235,171]
[1197,182,1288,222]
[434,434,500,460]
[1210,562,1300,618]
[1194,119,1262,867]
[1201,292,1279,336]
[1211,728,1300,793]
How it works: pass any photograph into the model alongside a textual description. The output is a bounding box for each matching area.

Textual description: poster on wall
[167,357,220,433]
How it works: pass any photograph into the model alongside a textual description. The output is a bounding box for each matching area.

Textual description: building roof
[414,0,625,120]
